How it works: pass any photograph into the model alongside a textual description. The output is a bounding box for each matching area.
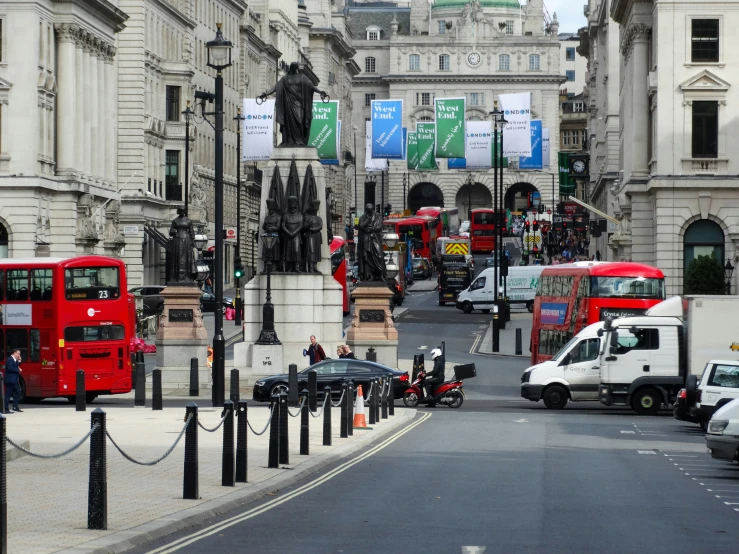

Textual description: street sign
[546,209,552,215]
[122,225,139,236]
[225,227,237,241]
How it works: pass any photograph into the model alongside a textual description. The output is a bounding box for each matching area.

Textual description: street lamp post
[403,173,407,212]
[247,219,259,279]
[206,22,233,407]
[256,233,281,344]
[489,101,507,352]
[182,101,194,214]
[725,260,734,295]
[234,107,245,327]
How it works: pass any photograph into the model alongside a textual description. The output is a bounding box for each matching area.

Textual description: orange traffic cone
[353,385,368,429]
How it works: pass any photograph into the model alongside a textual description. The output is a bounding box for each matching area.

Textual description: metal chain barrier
[331,389,345,408]
[5,423,99,459]
[247,405,275,436]
[309,394,329,418]
[106,414,192,466]
[361,382,374,405]
[198,413,227,433]
[287,397,307,418]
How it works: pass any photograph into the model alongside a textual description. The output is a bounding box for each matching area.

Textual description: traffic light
[522,208,528,218]
[383,204,392,217]
[234,258,245,280]
[525,220,530,233]
[500,251,509,277]
[533,220,539,232]
[538,204,545,214]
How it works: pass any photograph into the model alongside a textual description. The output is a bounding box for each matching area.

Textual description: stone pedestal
[155,283,210,389]
[252,343,284,377]
[346,283,398,368]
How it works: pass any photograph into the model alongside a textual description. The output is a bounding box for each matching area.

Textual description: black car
[252,359,409,402]
[200,292,234,314]
[673,388,700,424]
[412,257,431,280]
[129,286,166,316]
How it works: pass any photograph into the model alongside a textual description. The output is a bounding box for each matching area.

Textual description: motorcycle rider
[425,348,445,406]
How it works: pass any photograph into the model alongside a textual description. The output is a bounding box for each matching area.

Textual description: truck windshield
[552,336,578,362]
[590,276,665,299]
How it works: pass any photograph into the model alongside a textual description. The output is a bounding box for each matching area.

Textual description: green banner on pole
[416,123,439,170]
[493,133,509,168]
[558,152,574,196]
[308,100,339,160]
[434,98,466,158]
[407,132,419,170]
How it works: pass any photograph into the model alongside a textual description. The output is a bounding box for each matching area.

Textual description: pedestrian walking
[304,335,326,365]
[4,348,23,413]
[342,345,356,359]
[336,345,345,358]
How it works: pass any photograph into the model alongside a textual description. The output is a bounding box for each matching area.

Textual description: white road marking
[514,419,528,423]
[620,430,636,434]
[461,548,487,554]
[418,345,428,350]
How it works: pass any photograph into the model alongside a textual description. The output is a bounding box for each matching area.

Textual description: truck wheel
[526,301,534,313]
[631,388,661,416]
[462,301,473,314]
[542,385,568,409]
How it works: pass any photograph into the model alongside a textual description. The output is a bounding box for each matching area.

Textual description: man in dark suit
[4,348,23,413]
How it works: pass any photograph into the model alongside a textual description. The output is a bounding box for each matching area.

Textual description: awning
[144,225,171,252]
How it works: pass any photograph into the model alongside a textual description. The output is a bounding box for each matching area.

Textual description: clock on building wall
[568,155,589,177]
[467,52,481,67]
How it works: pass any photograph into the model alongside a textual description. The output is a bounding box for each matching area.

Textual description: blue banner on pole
[519,120,543,170]
[371,100,404,159]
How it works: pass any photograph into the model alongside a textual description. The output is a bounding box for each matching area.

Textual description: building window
[566,47,576,61]
[366,27,380,41]
[468,93,484,106]
[439,54,450,71]
[365,93,376,107]
[573,102,584,113]
[419,116,433,122]
[409,54,420,71]
[692,101,718,158]
[417,93,431,106]
[529,54,540,71]
[581,130,588,145]
[166,86,180,122]
[566,70,575,82]
[499,54,510,71]
[562,130,572,146]
[684,219,724,274]
[691,19,719,63]
[0,18,4,62]
[506,20,514,35]
[365,57,376,73]
[0,222,8,259]
[165,150,181,201]
[438,20,446,35]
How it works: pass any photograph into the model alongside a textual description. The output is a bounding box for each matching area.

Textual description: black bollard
[134,359,146,407]
[381,377,388,419]
[183,403,199,500]
[152,369,163,410]
[308,370,317,412]
[347,381,354,436]
[278,392,289,465]
[323,386,332,446]
[515,328,523,356]
[236,400,248,483]
[300,389,309,455]
[339,383,348,439]
[76,370,86,412]
[221,400,235,486]
[88,408,107,530]
[230,369,240,405]
[366,347,377,362]
[374,378,381,422]
[369,380,377,425]
[189,357,199,397]
[0,372,5,415]
[0,414,6,553]
[412,355,420,383]
[388,377,395,416]
[268,394,280,468]
[492,312,500,353]
[418,354,425,373]
[288,364,299,407]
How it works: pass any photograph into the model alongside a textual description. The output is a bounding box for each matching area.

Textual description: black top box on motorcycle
[453,363,476,380]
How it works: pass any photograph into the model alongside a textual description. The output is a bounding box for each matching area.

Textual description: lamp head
[206,23,233,69]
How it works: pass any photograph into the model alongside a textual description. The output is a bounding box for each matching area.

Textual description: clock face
[467,52,481,66]
[573,160,586,173]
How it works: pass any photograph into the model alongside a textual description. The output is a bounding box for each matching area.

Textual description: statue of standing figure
[357,203,386,282]
[281,196,304,272]
[303,199,323,273]
[262,198,282,266]
[168,208,197,283]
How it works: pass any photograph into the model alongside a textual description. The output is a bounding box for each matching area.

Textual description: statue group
[262,196,323,273]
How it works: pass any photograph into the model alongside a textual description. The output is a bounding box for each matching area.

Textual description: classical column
[82,33,92,179]
[90,39,100,181]
[105,48,116,183]
[97,46,107,183]
[624,23,651,176]
[75,35,85,176]
[54,24,77,175]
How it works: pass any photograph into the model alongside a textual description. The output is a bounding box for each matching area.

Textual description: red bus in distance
[330,236,350,316]
[0,256,133,402]
[470,208,507,253]
[383,216,438,264]
[530,261,666,365]
[415,207,460,239]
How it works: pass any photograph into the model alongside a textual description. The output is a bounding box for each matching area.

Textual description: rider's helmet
[430,348,442,360]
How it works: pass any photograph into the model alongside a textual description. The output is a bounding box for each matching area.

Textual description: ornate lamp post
[256,233,281,345]
[182,101,194,214]
[234,107,245,326]
[489,101,507,351]
[725,260,734,295]
[194,228,209,282]
[247,219,259,279]
[206,22,232,407]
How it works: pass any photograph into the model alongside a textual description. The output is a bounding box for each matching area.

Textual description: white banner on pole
[365,120,388,171]
[499,92,531,157]
[542,128,550,169]
[465,121,493,170]
[241,98,275,161]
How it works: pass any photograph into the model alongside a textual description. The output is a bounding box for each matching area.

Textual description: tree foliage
[684,254,725,295]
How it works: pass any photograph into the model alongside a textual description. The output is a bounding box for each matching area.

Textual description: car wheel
[631,387,661,416]
[685,375,698,405]
[542,385,568,409]
[438,300,445,306]
[527,300,534,313]
[270,383,289,398]
[462,301,473,314]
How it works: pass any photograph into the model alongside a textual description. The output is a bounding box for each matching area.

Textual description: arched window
[365,57,376,73]
[529,54,540,71]
[499,54,510,71]
[439,54,450,70]
[0,222,7,258]
[684,219,725,270]
[409,54,420,71]
[366,26,380,41]
[418,116,433,122]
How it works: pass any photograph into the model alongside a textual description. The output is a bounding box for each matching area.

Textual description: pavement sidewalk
[479,312,532,357]
[4,401,415,554]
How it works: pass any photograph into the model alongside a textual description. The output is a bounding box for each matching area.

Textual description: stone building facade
[607,0,739,295]
[559,31,587,96]
[348,0,565,217]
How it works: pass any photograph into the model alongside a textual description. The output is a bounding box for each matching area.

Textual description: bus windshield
[472,212,494,225]
[330,246,345,276]
[65,267,121,300]
[590,277,665,299]
[399,224,424,249]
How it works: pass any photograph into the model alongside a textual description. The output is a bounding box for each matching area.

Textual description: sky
[541,0,588,33]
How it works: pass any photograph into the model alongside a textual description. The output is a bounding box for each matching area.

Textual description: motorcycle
[403,369,465,409]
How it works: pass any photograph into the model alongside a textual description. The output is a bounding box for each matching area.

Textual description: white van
[455,265,543,314]
[706,397,739,463]
[521,322,604,409]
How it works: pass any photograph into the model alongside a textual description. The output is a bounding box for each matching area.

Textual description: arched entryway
[504,182,538,212]
[408,182,444,213]
[684,219,725,270]
[455,182,492,220]
[0,222,8,258]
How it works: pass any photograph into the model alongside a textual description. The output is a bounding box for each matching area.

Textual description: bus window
[31,269,53,301]
[590,277,665,300]
[29,329,41,363]
[64,325,126,342]
[5,329,28,361]
[0,270,3,301]
[6,269,28,301]
[472,212,494,225]
[0,329,4,362]
[331,246,345,275]
[65,267,120,300]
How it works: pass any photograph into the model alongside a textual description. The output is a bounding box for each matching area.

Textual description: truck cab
[521,322,604,409]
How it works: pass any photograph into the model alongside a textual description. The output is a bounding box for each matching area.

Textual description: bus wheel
[543,385,568,409]
[18,378,27,403]
[438,300,445,306]
[86,393,98,404]
[631,388,661,416]
[526,301,534,313]
[462,301,473,314]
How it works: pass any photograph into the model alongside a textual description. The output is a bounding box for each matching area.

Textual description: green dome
[431,0,520,9]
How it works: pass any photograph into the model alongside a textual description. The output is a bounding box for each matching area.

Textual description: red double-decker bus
[415,207,460,239]
[530,261,665,365]
[383,216,437,264]
[470,209,507,253]
[0,256,133,402]
[330,236,350,316]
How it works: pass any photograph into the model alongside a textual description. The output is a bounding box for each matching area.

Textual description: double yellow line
[147,412,431,553]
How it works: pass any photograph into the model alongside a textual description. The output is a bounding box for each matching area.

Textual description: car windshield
[552,336,579,362]
[412,259,423,268]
